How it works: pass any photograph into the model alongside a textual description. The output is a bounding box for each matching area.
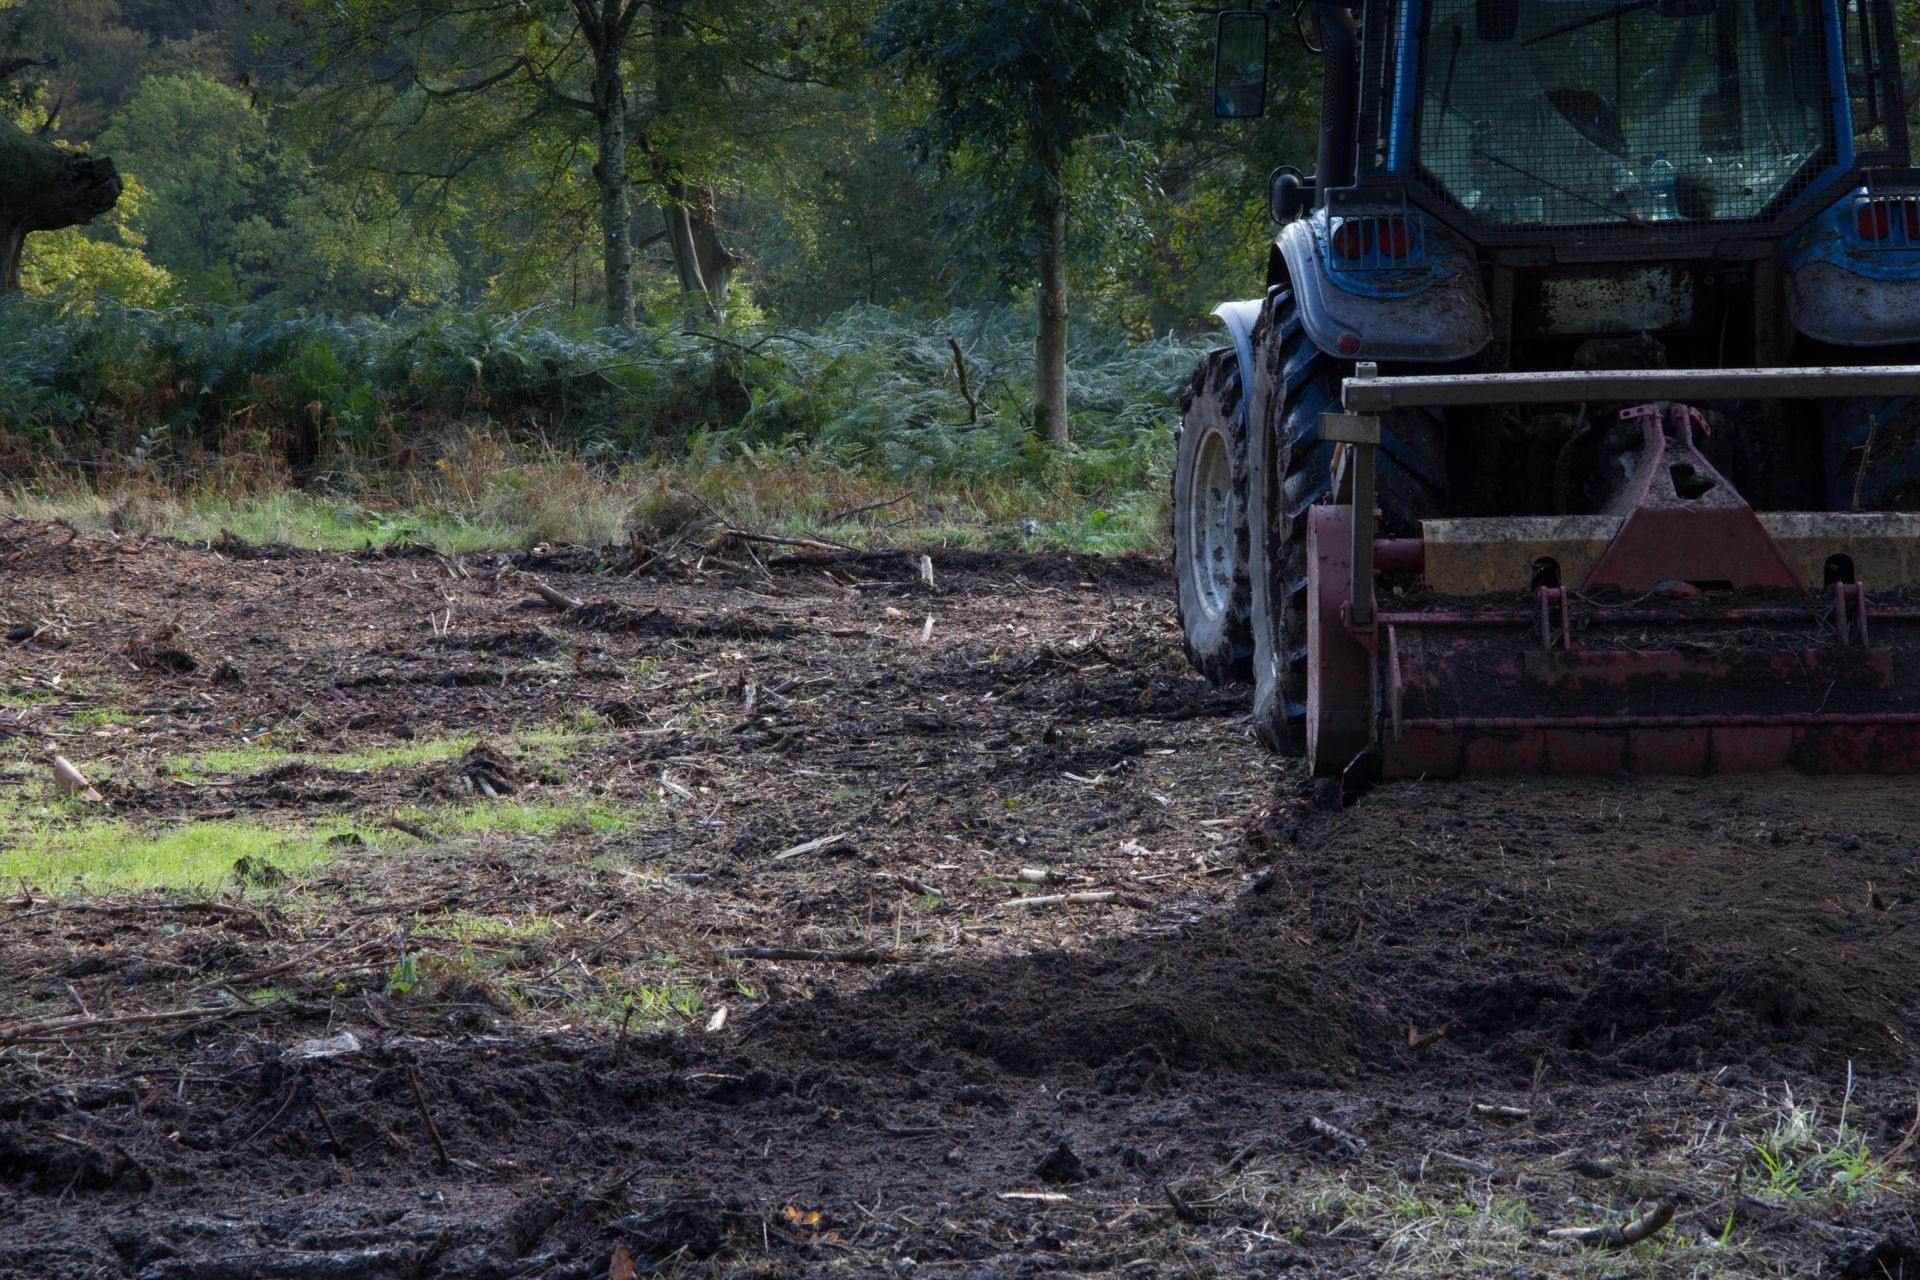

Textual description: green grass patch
[71,707,143,727]
[411,798,636,837]
[0,813,389,895]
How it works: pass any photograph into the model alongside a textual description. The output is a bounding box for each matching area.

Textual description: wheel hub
[1186,425,1235,620]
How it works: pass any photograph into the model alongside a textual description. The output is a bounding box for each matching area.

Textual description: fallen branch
[1471,1102,1531,1121]
[770,832,850,861]
[528,580,584,613]
[0,1000,273,1046]
[1005,891,1144,909]
[723,946,903,965]
[385,816,435,841]
[1548,1200,1674,1249]
[1427,1150,1497,1177]
[724,528,860,555]
[13,897,266,931]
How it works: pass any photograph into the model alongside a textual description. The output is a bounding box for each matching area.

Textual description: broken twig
[528,581,584,613]
[1307,1116,1366,1152]
[1548,1200,1675,1249]
[407,1066,452,1171]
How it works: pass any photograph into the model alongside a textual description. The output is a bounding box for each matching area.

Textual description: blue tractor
[1173,0,1920,780]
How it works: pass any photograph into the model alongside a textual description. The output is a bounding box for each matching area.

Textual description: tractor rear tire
[1172,348,1253,685]
[1245,290,1449,753]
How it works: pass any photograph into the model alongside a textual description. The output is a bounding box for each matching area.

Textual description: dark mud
[0,521,1916,1278]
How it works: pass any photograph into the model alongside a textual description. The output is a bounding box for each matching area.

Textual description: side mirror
[1213,11,1269,119]
[1270,166,1314,222]
[1475,0,1519,42]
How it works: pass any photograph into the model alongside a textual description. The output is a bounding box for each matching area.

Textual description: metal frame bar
[1341,363,1920,413]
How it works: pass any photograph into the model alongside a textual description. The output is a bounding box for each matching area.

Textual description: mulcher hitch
[1309,365,1920,778]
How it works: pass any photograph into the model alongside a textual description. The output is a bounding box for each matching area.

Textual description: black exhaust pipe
[1311,2,1359,204]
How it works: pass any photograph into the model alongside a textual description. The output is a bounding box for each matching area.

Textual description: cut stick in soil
[1548,1200,1675,1248]
[51,754,103,803]
[1471,1102,1531,1120]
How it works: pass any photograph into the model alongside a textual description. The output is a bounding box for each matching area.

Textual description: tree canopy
[5,0,1322,439]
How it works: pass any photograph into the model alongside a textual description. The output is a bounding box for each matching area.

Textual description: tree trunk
[0,114,120,292]
[591,49,635,328]
[1034,192,1070,447]
[659,181,735,321]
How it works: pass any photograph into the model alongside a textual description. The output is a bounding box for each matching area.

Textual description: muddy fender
[1276,215,1489,364]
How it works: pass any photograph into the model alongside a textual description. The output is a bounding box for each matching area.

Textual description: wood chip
[997,1191,1071,1204]
[704,1005,729,1033]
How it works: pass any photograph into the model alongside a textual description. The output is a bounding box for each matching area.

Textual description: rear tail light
[1332,219,1371,259]
[1329,215,1419,267]
[1853,196,1920,244]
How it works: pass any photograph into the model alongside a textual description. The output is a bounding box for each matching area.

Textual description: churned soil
[0,518,1916,1278]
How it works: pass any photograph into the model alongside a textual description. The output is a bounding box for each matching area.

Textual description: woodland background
[0,0,1322,552]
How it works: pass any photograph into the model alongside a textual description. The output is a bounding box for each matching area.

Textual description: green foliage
[873,0,1187,274]
[18,173,174,306]
[0,294,1201,494]
[96,72,457,310]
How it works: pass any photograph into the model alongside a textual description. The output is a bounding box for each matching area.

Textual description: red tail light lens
[1855,197,1920,242]
[1332,220,1371,259]
[1376,218,1414,258]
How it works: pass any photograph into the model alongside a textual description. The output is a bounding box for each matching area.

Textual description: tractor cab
[1219,0,1909,241]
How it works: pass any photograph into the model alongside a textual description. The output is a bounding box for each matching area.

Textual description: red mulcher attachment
[1307,366,1920,780]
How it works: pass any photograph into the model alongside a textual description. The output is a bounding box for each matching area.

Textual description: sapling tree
[876,0,1184,445]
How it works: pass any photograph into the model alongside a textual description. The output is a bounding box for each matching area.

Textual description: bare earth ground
[0,518,1916,1279]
